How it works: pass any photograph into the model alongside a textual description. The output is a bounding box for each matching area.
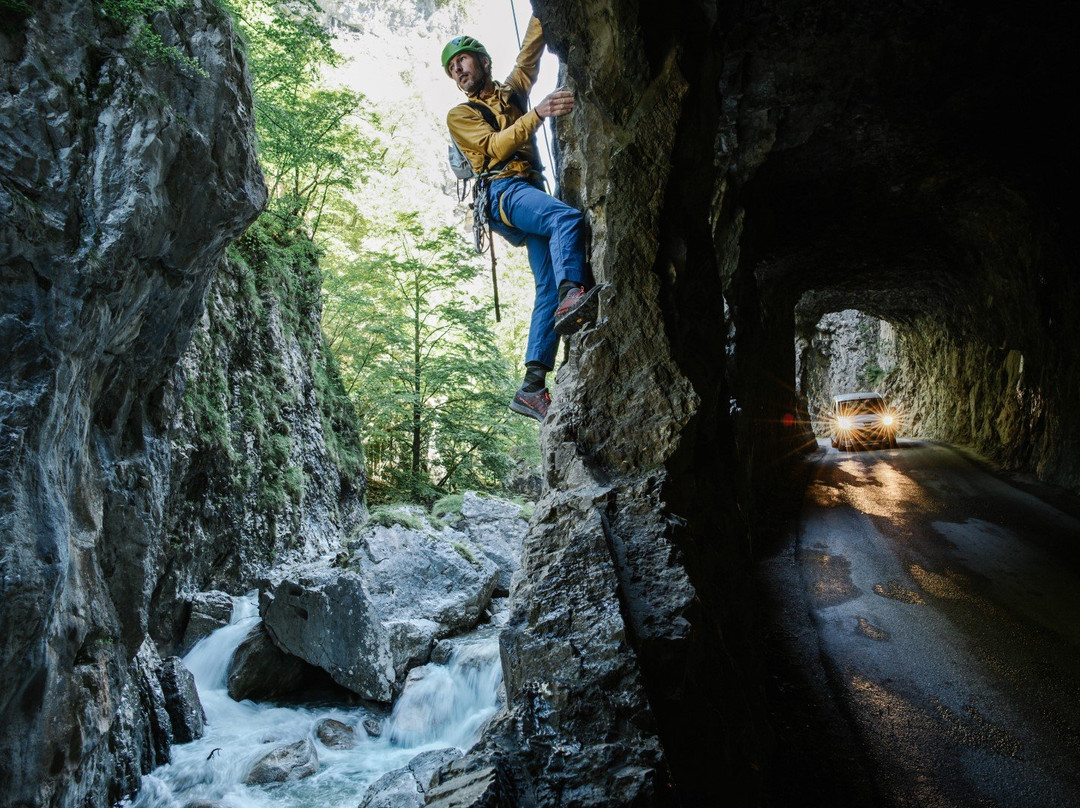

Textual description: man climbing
[442,15,599,422]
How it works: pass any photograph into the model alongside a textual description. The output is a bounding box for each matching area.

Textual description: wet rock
[243,738,319,785]
[362,715,384,738]
[181,590,235,653]
[430,639,454,665]
[0,0,263,803]
[226,623,316,702]
[357,747,463,808]
[260,517,499,701]
[315,718,356,749]
[358,768,424,808]
[158,657,205,744]
[458,492,528,593]
[112,639,175,791]
[425,756,513,808]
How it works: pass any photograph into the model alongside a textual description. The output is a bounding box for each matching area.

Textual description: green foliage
[512,498,534,521]
[431,493,465,525]
[367,504,430,532]
[451,541,479,566]
[182,333,236,461]
[221,0,381,230]
[0,0,33,19]
[205,0,538,513]
[95,0,207,76]
[184,214,365,531]
[861,362,886,390]
[323,213,523,504]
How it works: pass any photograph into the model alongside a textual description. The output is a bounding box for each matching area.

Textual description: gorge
[1,0,1076,806]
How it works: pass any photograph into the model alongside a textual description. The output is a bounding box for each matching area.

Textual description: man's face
[448,51,489,96]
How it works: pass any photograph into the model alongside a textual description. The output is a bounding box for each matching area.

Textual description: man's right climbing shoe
[554,284,601,335]
[509,387,551,421]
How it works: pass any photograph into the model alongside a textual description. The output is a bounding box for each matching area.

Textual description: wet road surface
[763,439,1080,807]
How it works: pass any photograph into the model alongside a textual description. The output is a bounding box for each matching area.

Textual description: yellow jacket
[446,16,545,180]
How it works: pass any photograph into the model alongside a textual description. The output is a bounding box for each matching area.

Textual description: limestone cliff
[0,2,264,804]
[150,220,366,648]
[433,0,1077,805]
[445,2,764,804]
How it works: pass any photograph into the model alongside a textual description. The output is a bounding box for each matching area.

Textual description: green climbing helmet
[441,35,490,75]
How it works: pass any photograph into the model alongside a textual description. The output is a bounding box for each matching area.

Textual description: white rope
[509,0,557,192]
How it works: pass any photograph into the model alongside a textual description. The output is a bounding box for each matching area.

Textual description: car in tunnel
[830,391,898,450]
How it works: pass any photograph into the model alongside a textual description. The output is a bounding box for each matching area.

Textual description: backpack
[446,94,530,322]
[447,92,528,187]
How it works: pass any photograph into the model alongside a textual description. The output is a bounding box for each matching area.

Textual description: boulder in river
[157,656,206,744]
[226,623,318,702]
[358,747,464,808]
[456,493,528,594]
[243,738,319,785]
[260,516,500,701]
[315,718,356,749]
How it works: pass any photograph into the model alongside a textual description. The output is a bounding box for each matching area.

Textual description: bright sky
[331,0,560,149]
[327,0,562,210]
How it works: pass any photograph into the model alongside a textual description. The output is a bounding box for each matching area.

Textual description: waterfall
[126,594,503,807]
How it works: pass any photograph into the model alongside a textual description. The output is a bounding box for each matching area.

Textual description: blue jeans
[488,177,588,370]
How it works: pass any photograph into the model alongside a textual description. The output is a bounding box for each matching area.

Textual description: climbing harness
[447,94,536,323]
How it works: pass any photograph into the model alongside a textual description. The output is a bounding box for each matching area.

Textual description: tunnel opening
[795,308,898,438]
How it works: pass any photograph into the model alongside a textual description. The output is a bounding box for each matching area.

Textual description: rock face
[180,589,235,653]
[261,515,500,701]
[449,0,1077,804]
[158,656,206,744]
[0,2,264,805]
[151,222,367,646]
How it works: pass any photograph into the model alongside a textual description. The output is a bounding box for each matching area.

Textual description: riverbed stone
[243,738,319,785]
[357,747,463,808]
[157,657,205,744]
[315,718,356,750]
[260,517,500,701]
[424,758,510,808]
[226,623,315,702]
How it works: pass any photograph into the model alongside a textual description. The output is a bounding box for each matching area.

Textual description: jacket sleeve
[504,15,545,99]
[447,104,543,165]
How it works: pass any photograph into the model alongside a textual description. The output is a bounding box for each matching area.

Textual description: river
[126,594,503,807]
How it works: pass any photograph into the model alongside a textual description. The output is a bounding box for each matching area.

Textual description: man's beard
[460,64,489,96]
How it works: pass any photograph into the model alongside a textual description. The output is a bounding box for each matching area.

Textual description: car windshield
[837,397,887,417]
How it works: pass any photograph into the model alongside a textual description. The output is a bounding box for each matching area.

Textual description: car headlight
[837,416,853,430]
[881,414,895,427]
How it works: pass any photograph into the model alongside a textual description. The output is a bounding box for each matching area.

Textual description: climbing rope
[509,0,557,192]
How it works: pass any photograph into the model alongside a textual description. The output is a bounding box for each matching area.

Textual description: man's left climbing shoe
[554,284,601,335]
[509,387,551,421]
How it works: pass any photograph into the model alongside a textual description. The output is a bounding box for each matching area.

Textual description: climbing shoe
[554,284,600,335]
[509,387,551,421]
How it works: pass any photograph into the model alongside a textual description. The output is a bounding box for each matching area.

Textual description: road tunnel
[473,0,1078,802]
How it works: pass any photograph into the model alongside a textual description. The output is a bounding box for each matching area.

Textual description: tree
[223,0,381,231]
[324,213,523,502]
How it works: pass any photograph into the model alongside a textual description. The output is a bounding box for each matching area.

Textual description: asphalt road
[761,439,1080,808]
